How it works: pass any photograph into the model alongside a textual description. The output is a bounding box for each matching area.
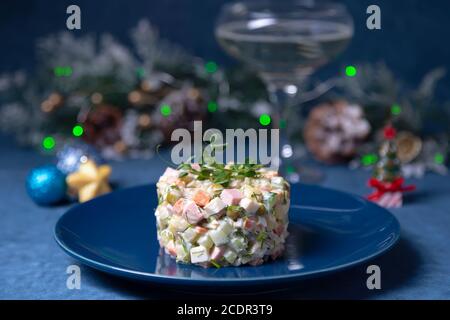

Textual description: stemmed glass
[215,0,354,181]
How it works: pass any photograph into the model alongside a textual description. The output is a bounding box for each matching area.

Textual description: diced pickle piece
[224,249,238,264]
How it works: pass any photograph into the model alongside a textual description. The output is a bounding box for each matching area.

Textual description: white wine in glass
[215,0,354,181]
[217,19,353,82]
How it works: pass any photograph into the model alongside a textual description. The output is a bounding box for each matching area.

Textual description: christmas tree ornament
[304,100,371,163]
[395,131,422,164]
[82,104,123,147]
[26,165,67,205]
[66,160,112,203]
[56,142,105,174]
[367,125,416,208]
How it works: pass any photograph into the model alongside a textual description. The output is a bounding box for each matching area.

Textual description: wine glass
[215,0,354,181]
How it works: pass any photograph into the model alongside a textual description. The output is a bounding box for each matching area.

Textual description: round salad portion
[155,162,290,268]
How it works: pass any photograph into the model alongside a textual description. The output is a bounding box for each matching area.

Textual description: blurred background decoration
[0,1,449,179]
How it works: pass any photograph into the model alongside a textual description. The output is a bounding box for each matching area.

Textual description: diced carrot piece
[167,241,177,256]
[173,199,185,215]
[193,190,210,207]
[195,226,208,234]
[243,217,256,230]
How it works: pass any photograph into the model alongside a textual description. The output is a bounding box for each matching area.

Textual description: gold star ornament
[66,160,112,203]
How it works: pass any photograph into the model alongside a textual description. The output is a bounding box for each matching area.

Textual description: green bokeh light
[72,125,84,137]
[136,67,145,78]
[345,65,357,77]
[286,165,295,174]
[391,104,402,116]
[205,61,218,74]
[160,104,172,117]
[361,153,378,166]
[54,66,72,77]
[279,119,287,129]
[42,136,55,150]
[207,101,218,113]
[259,114,271,126]
[434,153,445,165]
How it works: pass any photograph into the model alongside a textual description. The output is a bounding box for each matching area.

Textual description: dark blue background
[1,2,450,299]
[0,0,449,98]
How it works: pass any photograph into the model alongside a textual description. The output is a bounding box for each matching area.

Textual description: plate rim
[54,183,401,286]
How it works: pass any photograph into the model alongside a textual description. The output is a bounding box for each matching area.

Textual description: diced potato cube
[181,227,199,243]
[168,215,189,232]
[190,246,209,264]
[175,243,189,262]
[156,205,173,220]
[209,230,229,246]
[217,221,233,236]
[204,197,227,218]
[197,234,214,250]
[229,236,247,252]
[239,198,260,215]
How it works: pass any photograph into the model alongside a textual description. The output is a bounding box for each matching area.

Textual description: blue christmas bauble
[26,165,67,206]
[56,142,104,174]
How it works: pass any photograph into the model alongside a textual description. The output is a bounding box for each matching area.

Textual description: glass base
[278,144,325,184]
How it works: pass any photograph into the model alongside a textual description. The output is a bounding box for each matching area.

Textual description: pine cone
[155,86,206,143]
[83,104,123,147]
[304,100,371,163]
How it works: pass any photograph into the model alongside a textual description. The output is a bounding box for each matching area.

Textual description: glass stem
[266,82,295,173]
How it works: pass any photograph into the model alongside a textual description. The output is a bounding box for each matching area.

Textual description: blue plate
[55,184,400,286]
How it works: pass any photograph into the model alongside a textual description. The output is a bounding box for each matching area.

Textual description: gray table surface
[1,137,449,299]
